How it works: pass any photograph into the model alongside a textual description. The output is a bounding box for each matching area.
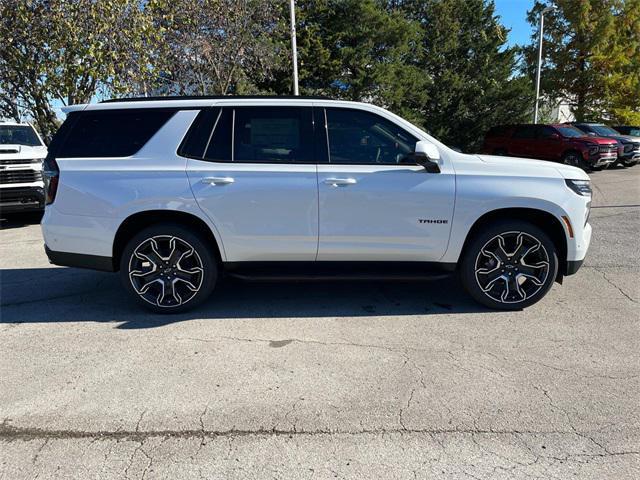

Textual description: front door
[316,107,455,262]
[186,106,319,262]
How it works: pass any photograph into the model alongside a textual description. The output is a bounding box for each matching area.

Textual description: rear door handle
[202,176,235,185]
[324,177,357,187]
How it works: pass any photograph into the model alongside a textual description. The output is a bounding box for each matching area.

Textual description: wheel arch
[112,210,223,272]
[459,207,568,279]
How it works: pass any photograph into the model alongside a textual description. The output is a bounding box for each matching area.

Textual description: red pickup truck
[482,124,618,170]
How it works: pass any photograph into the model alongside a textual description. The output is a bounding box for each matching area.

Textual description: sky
[494,0,536,47]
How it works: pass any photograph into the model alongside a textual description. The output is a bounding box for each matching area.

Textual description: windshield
[588,125,620,136]
[0,125,42,146]
[556,126,586,138]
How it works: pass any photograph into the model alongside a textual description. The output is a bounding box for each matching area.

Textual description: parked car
[612,125,640,136]
[0,121,47,214]
[570,122,640,167]
[482,123,618,170]
[42,96,592,313]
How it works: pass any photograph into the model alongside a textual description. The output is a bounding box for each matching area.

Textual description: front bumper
[620,151,640,165]
[587,152,617,167]
[0,186,45,213]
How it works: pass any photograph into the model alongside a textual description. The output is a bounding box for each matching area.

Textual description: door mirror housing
[550,133,560,140]
[411,140,441,173]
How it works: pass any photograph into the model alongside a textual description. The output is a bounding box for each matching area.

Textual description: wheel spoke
[174,268,202,291]
[157,278,182,306]
[519,261,548,277]
[131,269,162,293]
[134,238,165,267]
[476,265,503,284]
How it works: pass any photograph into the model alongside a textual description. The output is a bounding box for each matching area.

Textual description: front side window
[556,126,585,138]
[0,125,42,146]
[325,108,417,164]
[59,109,175,157]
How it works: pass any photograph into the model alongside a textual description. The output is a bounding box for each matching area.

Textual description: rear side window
[182,106,314,163]
[233,107,313,163]
[58,109,175,158]
[179,108,220,158]
[512,125,536,139]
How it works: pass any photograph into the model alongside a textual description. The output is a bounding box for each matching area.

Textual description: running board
[223,261,456,282]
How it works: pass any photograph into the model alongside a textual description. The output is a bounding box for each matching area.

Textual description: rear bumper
[0,186,45,213]
[44,245,115,272]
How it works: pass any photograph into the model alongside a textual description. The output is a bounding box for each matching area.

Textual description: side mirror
[412,140,441,173]
[550,133,560,140]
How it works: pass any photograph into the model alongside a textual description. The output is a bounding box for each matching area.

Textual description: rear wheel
[460,220,559,310]
[119,224,217,313]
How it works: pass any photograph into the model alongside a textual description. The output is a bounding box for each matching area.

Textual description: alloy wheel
[128,235,204,308]
[474,231,550,304]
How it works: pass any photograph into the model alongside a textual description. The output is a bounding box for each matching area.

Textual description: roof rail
[101,95,332,103]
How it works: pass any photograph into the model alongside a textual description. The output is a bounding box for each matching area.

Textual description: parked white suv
[41,97,592,312]
[0,121,47,213]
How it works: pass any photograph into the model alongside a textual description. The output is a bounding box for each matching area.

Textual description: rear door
[185,105,319,262]
[315,106,455,261]
[509,125,536,157]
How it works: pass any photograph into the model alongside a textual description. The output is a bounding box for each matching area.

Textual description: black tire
[562,151,590,171]
[119,223,217,313]
[460,220,559,310]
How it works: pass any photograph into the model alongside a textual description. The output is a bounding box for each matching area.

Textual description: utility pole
[289,0,299,96]
[534,4,557,123]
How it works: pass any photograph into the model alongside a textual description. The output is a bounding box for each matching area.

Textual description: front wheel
[460,221,559,310]
[562,151,590,171]
[119,224,217,313]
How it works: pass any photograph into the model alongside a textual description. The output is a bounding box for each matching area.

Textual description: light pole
[534,4,556,124]
[289,0,299,96]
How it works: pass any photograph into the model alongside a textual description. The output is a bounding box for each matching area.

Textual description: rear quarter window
[58,109,176,158]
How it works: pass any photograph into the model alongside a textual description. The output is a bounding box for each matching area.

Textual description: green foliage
[523,0,640,124]
[402,0,533,151]
[0,0,162,138]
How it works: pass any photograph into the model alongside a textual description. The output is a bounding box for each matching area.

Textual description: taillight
[43,155,59,205]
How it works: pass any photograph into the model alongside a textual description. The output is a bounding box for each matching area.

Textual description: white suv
[0,121,47,213]
[41,97,592,313]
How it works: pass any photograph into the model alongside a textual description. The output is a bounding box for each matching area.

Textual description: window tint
[179,108,220,158]
[325,108,417,164]
[233,107,313,163]
[59,109,175,158]
[486,125,510,137]
[203,108,233,162]
[537,126,557,139]
[512,125,536,139]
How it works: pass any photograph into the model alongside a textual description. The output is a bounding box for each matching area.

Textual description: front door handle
[324,177,357,187]
[202,176,235,185]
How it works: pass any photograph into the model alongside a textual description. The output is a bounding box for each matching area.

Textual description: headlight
[588,146,599,155]
[565,179,592,196]
[32,157,45,164]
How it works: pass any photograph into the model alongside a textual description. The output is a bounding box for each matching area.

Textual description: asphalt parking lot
[1,166,638,479]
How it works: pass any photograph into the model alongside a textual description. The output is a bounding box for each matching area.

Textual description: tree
[402,0,533,152]
[263,0,427,124]
[0,0,162,138]
[523,0,639,123]
[149,0,285,95]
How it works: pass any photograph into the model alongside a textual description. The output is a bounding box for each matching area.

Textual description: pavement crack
[592,267,638,303]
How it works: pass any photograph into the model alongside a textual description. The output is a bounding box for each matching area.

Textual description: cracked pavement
[1,167,639,479]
